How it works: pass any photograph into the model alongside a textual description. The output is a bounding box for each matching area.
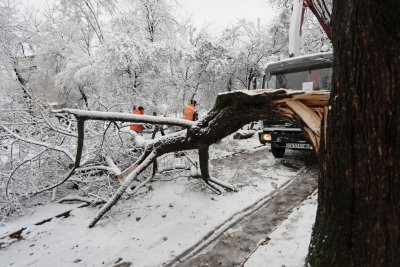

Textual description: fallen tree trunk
[59,89,330,227]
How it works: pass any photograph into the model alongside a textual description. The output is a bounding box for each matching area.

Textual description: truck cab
[259,52,333,158]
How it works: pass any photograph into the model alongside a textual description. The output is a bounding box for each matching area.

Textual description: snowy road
[0,137,318,267]
[173,165,317,266]
[165,149,317,267]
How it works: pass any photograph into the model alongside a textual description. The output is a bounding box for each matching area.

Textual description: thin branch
[33,167,76,195]
[112,122,126,151]
[39,109,78,138]
[57,195,105,205]
[6,149,49,198]
[97,121,112,156]
[89,151,157,228]
[104,155,121,176]
[208,177,237,192]
[76,165,118,174]
[54,109,194,128]
[0,123,75,162]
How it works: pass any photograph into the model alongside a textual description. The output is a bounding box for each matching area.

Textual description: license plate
[287,143,312,149]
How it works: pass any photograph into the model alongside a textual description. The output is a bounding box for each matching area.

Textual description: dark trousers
[151,126,165,139]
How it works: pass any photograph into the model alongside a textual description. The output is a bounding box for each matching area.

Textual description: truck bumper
[258,131,312,150]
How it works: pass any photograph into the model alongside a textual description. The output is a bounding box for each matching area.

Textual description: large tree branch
[60,89,329,227]
[54,109,194,128]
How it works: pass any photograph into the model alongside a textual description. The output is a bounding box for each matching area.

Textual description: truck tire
[271,143,286,158]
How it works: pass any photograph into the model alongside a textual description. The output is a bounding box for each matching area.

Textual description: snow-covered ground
[0,134,317,267]
[245,192,317,267]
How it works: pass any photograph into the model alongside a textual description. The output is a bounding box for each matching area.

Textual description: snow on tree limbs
[57,89,330,227]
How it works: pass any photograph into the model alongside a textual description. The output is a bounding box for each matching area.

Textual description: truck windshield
[267,67,332,91]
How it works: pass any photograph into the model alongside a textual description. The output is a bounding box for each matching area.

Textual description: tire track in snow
[165,150,317,267]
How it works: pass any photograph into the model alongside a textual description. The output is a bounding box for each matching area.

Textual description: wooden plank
[285,100,321,136]
[302,127,318,152]
[273,91,330,105]
[291,93,330,103]
[117,163,138,182]
[302,99,330,107]
[276,107,295,117]
[313,108,324,117]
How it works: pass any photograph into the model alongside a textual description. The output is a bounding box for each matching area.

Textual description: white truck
[258,52,333,158]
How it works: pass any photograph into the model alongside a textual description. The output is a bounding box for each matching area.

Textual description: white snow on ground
[0,203,84,239]
[209,129,264,159]
[245,191,318,267]
[0,133,315,267]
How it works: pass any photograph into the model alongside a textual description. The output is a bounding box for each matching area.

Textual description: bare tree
[59,0,117,46]
[134,0,175,42]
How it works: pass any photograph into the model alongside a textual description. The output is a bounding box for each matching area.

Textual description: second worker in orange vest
[130,106,145,132]
[183,100,197,121]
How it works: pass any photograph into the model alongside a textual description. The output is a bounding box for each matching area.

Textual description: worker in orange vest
[130,106,144,132]
[183,100,197,121]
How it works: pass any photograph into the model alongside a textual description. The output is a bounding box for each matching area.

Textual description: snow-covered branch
[104,155,121,176]
[0,122,75,162]
[39,110,78,138]
[76,166,118,174]
[33,167,77,195]
[57,195,105,205]
[54,109,195,128]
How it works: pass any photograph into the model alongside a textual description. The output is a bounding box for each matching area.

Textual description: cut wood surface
[271,90,330,152]
[286,100,321,135]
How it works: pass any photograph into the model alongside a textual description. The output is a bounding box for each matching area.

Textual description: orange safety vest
[130,109,144,131]
[183,104,196,121]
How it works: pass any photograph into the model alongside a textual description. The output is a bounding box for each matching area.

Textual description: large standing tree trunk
[307,0,400,266]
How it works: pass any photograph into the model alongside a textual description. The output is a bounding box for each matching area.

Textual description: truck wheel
[271,146,286,158]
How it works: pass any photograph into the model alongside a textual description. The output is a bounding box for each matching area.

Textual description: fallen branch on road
[57,89,329,227]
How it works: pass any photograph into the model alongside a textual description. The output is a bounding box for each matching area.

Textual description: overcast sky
[176,0,275,34]
[20,0,275,36]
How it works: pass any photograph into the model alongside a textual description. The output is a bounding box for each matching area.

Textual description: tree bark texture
[307,1,400,266]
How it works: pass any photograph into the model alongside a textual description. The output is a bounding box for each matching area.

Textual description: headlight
[260,133,272,141]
